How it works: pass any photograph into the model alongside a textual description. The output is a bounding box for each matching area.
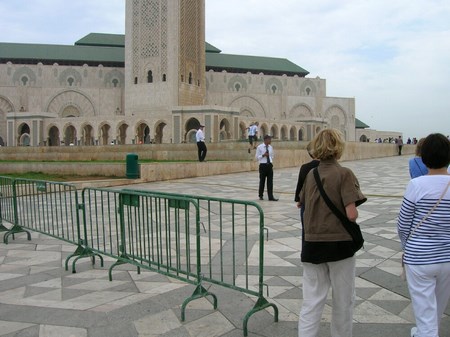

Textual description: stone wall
[0,141,415,183]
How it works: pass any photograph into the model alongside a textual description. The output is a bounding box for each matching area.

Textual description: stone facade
[0,0,357,147]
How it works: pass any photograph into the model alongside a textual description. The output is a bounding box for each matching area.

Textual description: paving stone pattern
[0,155,449,337]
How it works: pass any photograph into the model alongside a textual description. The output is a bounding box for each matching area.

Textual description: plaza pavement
[0,155,449,337]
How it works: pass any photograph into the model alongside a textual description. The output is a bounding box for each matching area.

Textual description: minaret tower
[124,0,206,114]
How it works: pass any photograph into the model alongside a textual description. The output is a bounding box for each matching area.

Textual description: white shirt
[255,143,274,164]
[248,124,258,136]
[196,128,205,142]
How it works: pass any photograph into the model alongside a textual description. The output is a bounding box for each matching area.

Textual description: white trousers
[298,256,356,337]
[406,262,450,337]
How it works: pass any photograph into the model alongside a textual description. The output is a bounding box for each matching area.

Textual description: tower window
[147,71,153,83]
[162,74,166,82]
[67,77,74,86]
[134,77,138,84]
[21,76,28,86]
[271,85,277,94]
[306,87,311,95]
[188,72,192,84]
[112,79,119,87]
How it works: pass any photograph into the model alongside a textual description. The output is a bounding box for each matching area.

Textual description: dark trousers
[258,163,274,199]
[197,141,207,162]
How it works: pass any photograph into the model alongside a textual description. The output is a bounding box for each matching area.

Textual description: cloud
[1,0,449,138]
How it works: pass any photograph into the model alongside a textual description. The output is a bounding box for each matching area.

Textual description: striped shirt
[397,175,450,265]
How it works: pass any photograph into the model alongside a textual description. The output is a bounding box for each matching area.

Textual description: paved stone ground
[1,155,449,337]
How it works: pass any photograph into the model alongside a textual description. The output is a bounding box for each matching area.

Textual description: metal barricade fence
[0,179,278,336]
[121,189,278,336]
[80,187,218,319]
[0,176,16,235]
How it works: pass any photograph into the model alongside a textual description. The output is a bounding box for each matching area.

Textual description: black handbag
[313,168,364,252]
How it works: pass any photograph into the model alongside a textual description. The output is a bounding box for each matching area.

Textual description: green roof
[355,118,370,129]
[205,42,221,53]
[0,33,309,76]
[206,52,309,77]
[0,42,124,66]
[75,33,125,47]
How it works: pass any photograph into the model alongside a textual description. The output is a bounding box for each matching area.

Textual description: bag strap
[406,180,450,242]
[313,168,350,225]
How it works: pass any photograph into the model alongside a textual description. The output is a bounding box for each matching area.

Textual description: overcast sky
[1,0,449,139]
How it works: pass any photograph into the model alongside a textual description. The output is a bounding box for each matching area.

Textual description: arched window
[112,79,119,87]
[271,85,277,94]
[67,77,74,86]
[162,74,166,82]
[306,87,311,95]
[134,77,138,84]
[21,76,28,86]
[235,83,241,92]
[147,71,153,83]
[188,72,192,84]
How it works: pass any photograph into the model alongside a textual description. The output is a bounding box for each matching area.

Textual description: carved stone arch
[62,122,77,145]
[259,123,269,138]
[300,79,317,96]
[46,123,60,146]
[0,96,14,113]
[289,104,313,119]
[238,121,247,140]
[280,125,288,140]
[59,68,82,86]
[154,119,168,144]
[104,69,125,88]
[289,126,297,140]
[47,90,95,117]
[12,66,37,85]
[134,120,150,144]
[185,118,201,143]
[227,75,247,92]
[116,121,129,145]
[80,122,95,145]
[324,105,347,132]
[229,96,267,118]
[98,121,112,145]
[219,118,232,140]
[270,124,279,139]
[265,77,283,94]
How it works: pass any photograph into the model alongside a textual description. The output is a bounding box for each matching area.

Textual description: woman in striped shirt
[397,133,450,337]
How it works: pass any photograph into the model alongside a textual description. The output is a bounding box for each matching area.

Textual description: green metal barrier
[1,178,102,270]
[121,189,278,337]
[0,176,17,235]
[80,187,218,315]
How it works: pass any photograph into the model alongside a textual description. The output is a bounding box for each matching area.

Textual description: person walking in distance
[255,135,278,201]
[397,135,404,155]
[196,124,207,162]
[248,122,259,153]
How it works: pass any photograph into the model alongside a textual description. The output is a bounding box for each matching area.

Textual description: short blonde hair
[312,128,345,160]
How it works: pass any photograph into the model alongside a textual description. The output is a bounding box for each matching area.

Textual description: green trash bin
[126,153,140,179]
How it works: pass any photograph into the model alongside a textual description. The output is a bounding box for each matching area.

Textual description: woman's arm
[345,202,358,222]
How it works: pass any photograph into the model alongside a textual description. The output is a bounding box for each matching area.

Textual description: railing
[120,189,278,336]
[0,177,278,336]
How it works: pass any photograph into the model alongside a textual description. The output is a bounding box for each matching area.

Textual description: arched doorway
[48,126,60,146]
[82,124,94,145]
[64,125,76,145]
[219,118,231,141]
[99,124,111,145]
[18,123,30,146]
[289,126,296,141]
[154,122,166,144]
[118,123,128,145]
[136,123,150,144]
[185,118,201,143]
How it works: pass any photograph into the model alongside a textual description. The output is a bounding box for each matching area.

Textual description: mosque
[0,0,379,147]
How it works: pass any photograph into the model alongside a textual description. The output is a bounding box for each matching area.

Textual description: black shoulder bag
[313,168,364,252]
